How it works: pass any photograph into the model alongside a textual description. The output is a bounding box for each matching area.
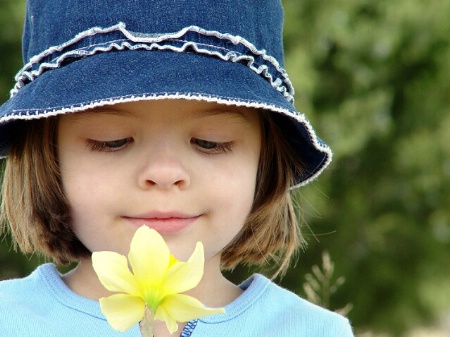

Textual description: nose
[137,143,191,190]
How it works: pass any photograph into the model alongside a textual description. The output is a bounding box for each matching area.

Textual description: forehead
[63,99,260,124]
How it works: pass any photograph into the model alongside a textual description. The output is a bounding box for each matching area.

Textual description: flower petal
[99,294,145,332]
[163,242,204,294]
[155,306,179,334]
[92,251,141,295]
[159,294,225,323]
[128,226,170,286]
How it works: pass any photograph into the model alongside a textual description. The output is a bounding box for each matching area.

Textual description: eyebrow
[192,106,252,122]
[74,103,253,122]
[82,106,135,117]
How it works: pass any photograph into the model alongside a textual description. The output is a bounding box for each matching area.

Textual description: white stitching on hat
[11,23,294,103]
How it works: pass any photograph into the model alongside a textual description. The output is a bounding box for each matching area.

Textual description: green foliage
[0,0,25,101]
[0,0,33,280]
[1,0,449,335]
[281,0,450,334]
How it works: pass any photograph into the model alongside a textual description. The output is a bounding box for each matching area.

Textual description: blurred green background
[1,0,449,336]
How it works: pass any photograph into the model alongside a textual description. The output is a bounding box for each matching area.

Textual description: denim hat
[0,0,332,187]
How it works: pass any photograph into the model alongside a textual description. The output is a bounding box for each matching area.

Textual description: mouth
[122,211,200,234]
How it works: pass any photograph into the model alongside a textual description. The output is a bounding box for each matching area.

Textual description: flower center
[143,286,165,313]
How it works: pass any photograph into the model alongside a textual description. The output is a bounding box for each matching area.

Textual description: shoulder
[0,264,49,303]
[0,264,59,334]
[263,275,347,313]
[240,274,354,336]
[198,274,353,336]
[0,264,139,336]
[0,264,61,313]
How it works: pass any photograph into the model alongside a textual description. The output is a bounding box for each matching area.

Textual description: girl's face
[58,99,261,267]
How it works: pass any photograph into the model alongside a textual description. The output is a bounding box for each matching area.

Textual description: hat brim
[0,49,331,186]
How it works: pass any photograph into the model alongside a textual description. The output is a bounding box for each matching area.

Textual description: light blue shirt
[0,263,354,336]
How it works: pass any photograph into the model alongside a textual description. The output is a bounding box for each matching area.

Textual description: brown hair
[0,118,90,264]
[221,111,304,277]
[1,111,304,274]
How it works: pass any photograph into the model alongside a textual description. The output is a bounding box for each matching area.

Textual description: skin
[58,99,261,336]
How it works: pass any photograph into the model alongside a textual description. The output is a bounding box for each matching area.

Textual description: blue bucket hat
[0,0,332,187]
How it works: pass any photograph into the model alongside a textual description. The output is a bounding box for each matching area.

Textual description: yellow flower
[92,226,225,334]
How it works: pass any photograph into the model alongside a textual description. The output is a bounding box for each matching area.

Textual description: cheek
[212,161,258,225]
[59,148,120,208]
[60,166,113,234]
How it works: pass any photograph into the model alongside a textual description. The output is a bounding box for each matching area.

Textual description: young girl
[0,1,353,336]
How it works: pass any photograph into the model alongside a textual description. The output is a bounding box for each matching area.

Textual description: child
[0,0,354,336]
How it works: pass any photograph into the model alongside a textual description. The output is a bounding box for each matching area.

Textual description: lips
[123,211,200,234]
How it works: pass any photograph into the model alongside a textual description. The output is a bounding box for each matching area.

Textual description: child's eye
[86,137,133,152]
[191,138,233,154]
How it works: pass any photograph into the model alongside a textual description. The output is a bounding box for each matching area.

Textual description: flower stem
[139,305,155,337]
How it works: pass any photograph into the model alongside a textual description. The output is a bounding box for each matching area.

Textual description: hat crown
[23,0,285,65]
